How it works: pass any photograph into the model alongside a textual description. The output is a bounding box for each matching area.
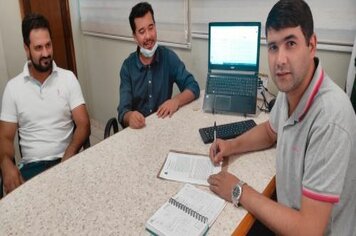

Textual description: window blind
[191,0,356,51]
[79,0,190,48]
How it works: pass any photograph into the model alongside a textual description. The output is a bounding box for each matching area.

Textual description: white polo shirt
[269,58,356,235]
[0,61,85,164]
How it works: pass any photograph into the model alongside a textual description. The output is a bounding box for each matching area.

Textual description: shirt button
[149,95,152,98]
[150,109,152,113]
[149,81,151,84]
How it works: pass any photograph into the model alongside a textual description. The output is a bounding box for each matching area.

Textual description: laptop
[202,22,261,115]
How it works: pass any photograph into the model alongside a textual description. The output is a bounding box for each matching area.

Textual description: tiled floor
[89,119,105,146]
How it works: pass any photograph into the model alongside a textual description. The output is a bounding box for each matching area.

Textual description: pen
[213,121,217,157]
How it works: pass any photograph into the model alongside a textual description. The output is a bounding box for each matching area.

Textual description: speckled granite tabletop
[0,94,275,235]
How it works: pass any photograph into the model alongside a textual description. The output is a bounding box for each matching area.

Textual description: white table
[0,95,275,235]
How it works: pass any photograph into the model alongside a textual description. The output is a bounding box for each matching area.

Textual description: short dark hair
[22,13,52,47]
[129,2,155,34]
[265,0,314,45]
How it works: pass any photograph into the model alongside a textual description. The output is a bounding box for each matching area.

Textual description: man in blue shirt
[118,2,200,129]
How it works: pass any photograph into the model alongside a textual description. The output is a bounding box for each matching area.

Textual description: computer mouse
[268,98,276,112]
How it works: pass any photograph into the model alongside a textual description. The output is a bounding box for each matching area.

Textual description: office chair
[104,117,119,139]
[0,171,2,199]
[351,57,356,112]
[82,133,91,150]
[0,127,90,199]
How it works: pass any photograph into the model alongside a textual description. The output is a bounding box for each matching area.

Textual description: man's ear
[133,33,138,44]
[309,33,317,54]
[24,43,30,60]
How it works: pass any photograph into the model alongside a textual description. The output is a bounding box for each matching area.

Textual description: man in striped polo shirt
[208,0,356,235]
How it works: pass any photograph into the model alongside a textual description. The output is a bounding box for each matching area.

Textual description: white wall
[0,0,25,78]
[0,1,352,127]
[0,0,26,111]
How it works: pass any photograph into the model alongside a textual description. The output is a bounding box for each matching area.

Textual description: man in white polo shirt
[0,13,90,194]
[208,0,356,235]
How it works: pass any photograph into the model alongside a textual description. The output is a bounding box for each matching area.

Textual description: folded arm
[157,50,200,119]
[157,89,195,118]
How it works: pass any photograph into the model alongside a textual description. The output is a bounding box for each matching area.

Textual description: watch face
[233,185,241,198]
[232,181,245,207]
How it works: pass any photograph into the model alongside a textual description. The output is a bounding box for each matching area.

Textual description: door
[19,0,77,75]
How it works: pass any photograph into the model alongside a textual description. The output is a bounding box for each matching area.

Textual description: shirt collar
[134,45,161,70]
[292,58,325,122]
[23,60,59,82]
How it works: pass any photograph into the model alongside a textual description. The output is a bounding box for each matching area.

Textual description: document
[146,184,226,236]
[158,151,221,186]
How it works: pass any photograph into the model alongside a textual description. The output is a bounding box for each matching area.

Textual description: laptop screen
[208,22,261,72]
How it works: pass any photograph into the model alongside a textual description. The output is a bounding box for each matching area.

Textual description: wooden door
[19,0,77,75]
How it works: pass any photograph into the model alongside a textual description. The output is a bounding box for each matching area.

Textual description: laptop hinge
[208,69,257,76]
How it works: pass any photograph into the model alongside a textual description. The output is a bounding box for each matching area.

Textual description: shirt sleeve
[302,123,351,203]
[168,50,200,99]
[67,71,85,110]
[0,81,18,123]
[118,60,133,124]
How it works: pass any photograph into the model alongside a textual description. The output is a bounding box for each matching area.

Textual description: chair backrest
[347,36,356,112]
[104,117,119,139]
[83,137,91,150]
[351,57,356,112]
[0,172,3,199]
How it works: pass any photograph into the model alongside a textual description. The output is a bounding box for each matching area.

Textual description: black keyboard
[206,74,257,97]
[199,119,257,144]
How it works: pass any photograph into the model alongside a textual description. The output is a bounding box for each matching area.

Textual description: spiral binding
[169,198,208,224]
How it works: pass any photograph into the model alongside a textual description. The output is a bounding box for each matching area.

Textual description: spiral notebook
[145,184,226,236]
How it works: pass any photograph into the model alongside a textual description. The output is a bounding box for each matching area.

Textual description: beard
[30,55,53,73]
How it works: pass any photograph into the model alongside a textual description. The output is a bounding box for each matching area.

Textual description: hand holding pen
[210,124,232,165]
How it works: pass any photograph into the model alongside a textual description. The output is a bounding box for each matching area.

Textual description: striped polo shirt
[269,58,356,235]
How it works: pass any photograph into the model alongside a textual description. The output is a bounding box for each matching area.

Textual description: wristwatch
[231,180,246,207]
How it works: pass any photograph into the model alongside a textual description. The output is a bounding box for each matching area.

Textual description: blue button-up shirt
[118,46,200,125]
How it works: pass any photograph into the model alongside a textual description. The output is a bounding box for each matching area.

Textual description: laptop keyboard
[199,119,257,144]
[206,74,256,96]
